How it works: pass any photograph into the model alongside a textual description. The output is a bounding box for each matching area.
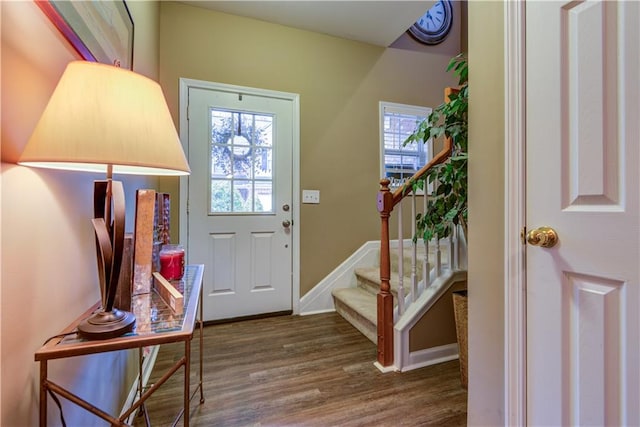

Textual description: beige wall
[467,1,505,425]
[158,1,461,297]
[1,2,161,425]
[409,281,467,351]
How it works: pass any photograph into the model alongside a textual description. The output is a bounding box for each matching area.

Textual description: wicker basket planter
[452,290,468,389]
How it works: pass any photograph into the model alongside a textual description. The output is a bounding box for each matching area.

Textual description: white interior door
[186,84,296,321]
[526,1,639,425]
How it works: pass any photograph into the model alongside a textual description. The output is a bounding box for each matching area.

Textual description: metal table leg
[40,361,48,427]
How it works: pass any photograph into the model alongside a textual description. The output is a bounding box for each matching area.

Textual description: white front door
[526,1,639,425]
[186,83,298,321]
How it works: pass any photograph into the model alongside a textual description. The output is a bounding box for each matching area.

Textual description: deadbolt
[283,204,290,212]
[526,226,558,248]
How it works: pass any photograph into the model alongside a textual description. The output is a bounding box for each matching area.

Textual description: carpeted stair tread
[332,241,456,345]
[331,287,377,343]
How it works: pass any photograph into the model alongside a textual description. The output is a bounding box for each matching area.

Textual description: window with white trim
[379,101,432,193]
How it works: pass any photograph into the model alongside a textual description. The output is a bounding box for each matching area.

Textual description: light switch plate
[302,189,320,204]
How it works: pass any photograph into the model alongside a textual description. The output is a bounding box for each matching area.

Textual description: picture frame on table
[37,0,134,70]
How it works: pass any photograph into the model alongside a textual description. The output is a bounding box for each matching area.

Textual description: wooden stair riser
[332,290,377,344]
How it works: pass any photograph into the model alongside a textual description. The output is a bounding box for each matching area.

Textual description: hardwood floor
[134,312,467,426]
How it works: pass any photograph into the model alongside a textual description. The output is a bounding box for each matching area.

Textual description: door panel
[526,1,639,425]
[188,86,294,321]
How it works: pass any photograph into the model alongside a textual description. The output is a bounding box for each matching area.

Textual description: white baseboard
[400,343,459,372]
[374,361,399,373]
[119,345,160,424]
[378,344,459,374]
[299,308,335,316]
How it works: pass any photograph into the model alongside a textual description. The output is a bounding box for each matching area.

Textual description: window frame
[379,101,433,195]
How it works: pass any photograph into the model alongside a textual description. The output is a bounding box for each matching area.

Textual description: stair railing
[376,136,453,367]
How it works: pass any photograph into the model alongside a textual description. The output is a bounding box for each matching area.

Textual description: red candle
[159,245,185,280]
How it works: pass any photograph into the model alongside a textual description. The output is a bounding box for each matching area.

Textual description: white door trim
[503,1,526,425]
[178,78,301,315]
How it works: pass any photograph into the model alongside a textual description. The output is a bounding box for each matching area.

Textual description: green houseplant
[404,53,468,388]
[404,53,468,242]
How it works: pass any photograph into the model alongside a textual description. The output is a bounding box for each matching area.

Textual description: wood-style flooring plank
[133,312,467,426]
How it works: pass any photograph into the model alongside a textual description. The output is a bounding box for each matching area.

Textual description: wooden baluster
[448,226,455,271]
[411,191,418,303]
[434,181,441,278]
[453,225,459,270]
[377,179,394,367]
[397,202,405,315]
[458,225,463,269]
[423,191,431,287]
[436,237,442,277]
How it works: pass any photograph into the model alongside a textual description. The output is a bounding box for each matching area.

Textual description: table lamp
[18,61,190,339]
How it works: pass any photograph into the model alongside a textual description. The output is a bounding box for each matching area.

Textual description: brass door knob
[282,220,291,228]
[526,226,558,248]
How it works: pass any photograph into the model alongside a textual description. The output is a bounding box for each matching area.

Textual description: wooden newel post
[377,179,394,367]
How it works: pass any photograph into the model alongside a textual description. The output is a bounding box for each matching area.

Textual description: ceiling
[177,1,434,47]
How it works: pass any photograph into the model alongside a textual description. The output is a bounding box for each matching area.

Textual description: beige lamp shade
[19,61,190,176]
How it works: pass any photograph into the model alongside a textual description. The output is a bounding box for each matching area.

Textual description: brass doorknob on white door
[282,220,291,228]
[526,226,558,248]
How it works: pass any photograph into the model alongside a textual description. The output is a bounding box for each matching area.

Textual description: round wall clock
[408,0,453,45]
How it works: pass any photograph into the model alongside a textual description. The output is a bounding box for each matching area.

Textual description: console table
[35,264,205,427]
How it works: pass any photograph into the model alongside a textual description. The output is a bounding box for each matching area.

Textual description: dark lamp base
[77,309,136,340]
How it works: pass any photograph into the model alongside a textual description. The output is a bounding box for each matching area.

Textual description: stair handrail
[375,87,458,368]
[376,138,452,367]
[390,136,453,208]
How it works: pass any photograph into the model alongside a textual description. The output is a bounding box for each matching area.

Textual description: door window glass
[209,109,274,214]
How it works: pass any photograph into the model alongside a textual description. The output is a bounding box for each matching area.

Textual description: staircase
[331,85,466,370]
[331,244,451,345]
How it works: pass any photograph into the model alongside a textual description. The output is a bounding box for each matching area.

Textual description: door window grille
[379,101,432,193]
[209,109,274,214]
